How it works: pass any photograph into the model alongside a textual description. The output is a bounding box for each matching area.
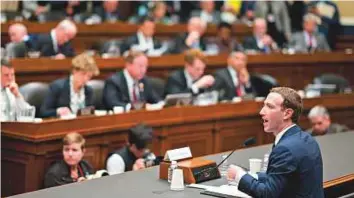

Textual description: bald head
[8,23,28,43]
[188,17,207,35]
[55,20,78,46]
[253,18,267,37]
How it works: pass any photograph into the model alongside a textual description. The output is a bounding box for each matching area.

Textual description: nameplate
[164,147,192,161]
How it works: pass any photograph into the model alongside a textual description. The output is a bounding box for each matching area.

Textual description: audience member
[172,17,207,54]
[106,123,153,175]
[191,1,221,24]
[290,14,330,53]
[40,53,99,118]
[213,52,257,101]
[307,105,350,136]
[307,0,341,49]
[238,1,256,23]
[89,0,122,24]
[243,18,278,53]
[35,19,77,58]
[1,59,31,121]
[148,1,173,25]
[44,132,94,188]
[254,1,291,47]
[285,1,306,33]
[164,49,214,96]
[120,16,166,56]
[206,22,243,54]
[102,50,161,110]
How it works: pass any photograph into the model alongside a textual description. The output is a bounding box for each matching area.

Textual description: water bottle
[262,153,270,172]
[219,155,229,177]
[168,161,178,183]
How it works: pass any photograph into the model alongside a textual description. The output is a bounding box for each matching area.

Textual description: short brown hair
[124,50,146,64]
[63,132,86,150]
[72,53,99,76]
[184,49,207,65]
[270,87,303,123]
[1,58,12,68]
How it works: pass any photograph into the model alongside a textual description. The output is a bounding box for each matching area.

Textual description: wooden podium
[159,157,221,184]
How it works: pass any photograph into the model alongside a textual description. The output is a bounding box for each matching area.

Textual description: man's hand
[57,107,72,117]
[8,82,21,98]
[54,53,66,60]
[185,31,200,47]
[227,164,246,182]
[132,158,146,171]
[262,35,274,46]
[194,75,215,89]
[77,177,86,182]
[238,68,250,85]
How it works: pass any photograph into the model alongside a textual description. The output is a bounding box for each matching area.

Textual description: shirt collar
[274,124,296,146]
[50,29,59,53]
[184,69,194,88]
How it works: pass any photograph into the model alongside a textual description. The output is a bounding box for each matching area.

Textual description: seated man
[307,105,349,136]
[1,59,31,121]
[106,123,153,175]
[191,0,221,24]
[172,17,208,54]
[103,50,161,110]
[243,18,278,53]
[164,49,215,96]
[213,52,259,101]
[35,19,77,58]
[120,16,165,56]
[290,13,330,53]
[6,23,36,58]
[44,132,94,188]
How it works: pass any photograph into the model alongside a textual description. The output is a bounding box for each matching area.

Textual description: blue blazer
[40,77,94,118]
[239,125,324,198]
[35,34,75,57]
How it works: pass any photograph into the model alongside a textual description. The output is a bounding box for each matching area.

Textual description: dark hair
[184,49,207,65]
[1,58,12,68]
[270,87,303,123]
[124,50,147,64]
[128,123,153,149]
[139,16,156,24]
[218,22,232,30]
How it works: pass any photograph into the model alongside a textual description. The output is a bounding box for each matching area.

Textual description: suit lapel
[224,69,237,97]
[61,78,71,109]
[119,71,130,102]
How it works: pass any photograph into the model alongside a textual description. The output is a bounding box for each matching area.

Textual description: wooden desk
[11,52,354,90]
[1,22,252,52]
[2,94,354,196]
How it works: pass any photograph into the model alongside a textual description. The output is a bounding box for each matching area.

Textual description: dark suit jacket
[171,33,207,54]
[212,68,257,101]
[35,34,75,57]
[243,36,269,52]
[102,71,161,110]
[40,77,94,118]
[164,69,207,97]
[239,125,324,198]
[120,33,163,55]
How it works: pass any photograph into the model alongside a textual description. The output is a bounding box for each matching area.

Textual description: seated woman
[40,52,100,118]
[44,132,94,188]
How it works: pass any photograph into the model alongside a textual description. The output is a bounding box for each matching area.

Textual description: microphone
[215,137,256,170]
[195,137,256,178]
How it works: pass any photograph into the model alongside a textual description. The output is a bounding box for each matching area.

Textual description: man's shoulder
[329,123,350,133]
[50,78,68,89]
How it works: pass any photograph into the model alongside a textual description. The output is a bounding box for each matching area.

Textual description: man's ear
[284,108,294,120]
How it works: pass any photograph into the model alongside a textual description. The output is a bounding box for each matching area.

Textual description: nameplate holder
[164,147,192,162]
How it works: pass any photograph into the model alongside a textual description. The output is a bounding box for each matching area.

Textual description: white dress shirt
[106,154,126,175]
[1,87,31,121]
[123,69,139,102]
[136,31,154,52]
[304,31,317,48]
[50,30,59,53]
[69,75,86,114]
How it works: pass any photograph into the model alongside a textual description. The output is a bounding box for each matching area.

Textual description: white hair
[308,105,330,118]
[57,19,77,34]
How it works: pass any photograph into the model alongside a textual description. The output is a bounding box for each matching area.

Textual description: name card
[164,147,192,161]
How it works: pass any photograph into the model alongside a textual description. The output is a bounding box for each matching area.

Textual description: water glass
[16,106,36,122]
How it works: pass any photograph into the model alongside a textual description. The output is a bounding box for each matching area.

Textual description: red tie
[236,74,243,97]
[308,33,313,47]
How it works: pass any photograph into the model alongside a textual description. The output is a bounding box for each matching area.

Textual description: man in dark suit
[307,105,349,136]
[213,51,270,101]
[290,13,330,53]
[228,87,324,198]
[243,18,278,53]
[164,49,215,97]
[171,17,208,54]
[35,19,77,58]
[103,50,161,110]
[120,16,165,56]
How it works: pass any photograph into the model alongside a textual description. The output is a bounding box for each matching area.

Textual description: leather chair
[19,82,49,117]
[313,73,351,94]
[251,73,279,97]
[86,80,105,110]
[147,77,165,99]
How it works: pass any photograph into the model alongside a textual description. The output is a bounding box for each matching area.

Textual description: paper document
[202,185,252,198]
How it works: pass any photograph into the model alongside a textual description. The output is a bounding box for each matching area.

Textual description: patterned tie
[132,82,138,102]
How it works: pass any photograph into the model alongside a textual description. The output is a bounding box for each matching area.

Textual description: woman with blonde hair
[40,52,100,118]
[44,132,94,188]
